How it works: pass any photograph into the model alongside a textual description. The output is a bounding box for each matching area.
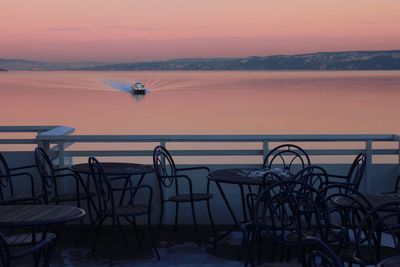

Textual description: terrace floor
[12,226,301,266]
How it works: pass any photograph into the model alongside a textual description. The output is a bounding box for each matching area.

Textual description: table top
[0,205,85,227]
[332,192,400,210]
[70,162,154,175]
[208,168,291,185]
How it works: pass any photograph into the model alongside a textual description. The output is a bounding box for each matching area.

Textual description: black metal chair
[351,201,400,266]
[263,144,311,174]
[302,236,344,267]
[34,147,96,220]
[0,229,55,267]
[88,157,159,265]
[327,153,366,190]
[244,181,341,266]
[319,184,372,260]
[0,152,43,204]
[152,145,215,246]
[294,165,329,191]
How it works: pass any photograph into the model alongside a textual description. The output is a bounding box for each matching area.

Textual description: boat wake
[103,80,140,93]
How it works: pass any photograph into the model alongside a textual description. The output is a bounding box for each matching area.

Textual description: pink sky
[1,0,399,62]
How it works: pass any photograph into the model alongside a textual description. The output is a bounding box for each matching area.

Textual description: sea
[1,71,399,135]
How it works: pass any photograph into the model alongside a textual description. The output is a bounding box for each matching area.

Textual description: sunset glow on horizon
[1,0,399,62]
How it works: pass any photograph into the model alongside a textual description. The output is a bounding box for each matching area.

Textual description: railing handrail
[36,133,399,142]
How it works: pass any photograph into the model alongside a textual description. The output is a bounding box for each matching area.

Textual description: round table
[71,162,155,210]
[207,167,287,246]
[208,168,266,186]
[332,193,400,210]
[0,204,85,227]
[70,162,154,176]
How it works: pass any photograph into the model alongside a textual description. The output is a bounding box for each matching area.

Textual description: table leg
[118,175,131,206]
[216,181,238,225]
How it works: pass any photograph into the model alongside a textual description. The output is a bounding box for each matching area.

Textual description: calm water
[0,71,399,135]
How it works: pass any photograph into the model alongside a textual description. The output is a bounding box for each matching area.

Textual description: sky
[0,0,399,62]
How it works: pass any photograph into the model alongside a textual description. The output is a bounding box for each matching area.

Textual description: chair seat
[340,245,399,265]
[6,232,56,246]
[168,193,212,202]
[0,191,44,204]
[50,192,96,202]
[106,204,152,216]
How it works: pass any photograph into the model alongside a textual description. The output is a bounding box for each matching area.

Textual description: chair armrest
[176,166,210,173]
[8,164,36,172]
[0,173,36,196]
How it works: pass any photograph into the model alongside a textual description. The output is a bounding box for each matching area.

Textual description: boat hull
[132,89,146,95]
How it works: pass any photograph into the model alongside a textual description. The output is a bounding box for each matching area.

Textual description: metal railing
[1,125,400,193]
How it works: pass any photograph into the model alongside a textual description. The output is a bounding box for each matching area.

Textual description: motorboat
[131,82,147,95]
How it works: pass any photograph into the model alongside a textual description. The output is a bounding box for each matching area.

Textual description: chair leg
[116,217,130,248]
[157,200,164,243]
[131,217,142,249]
[147,212,160,260]
[190,201,200,246]
[206,180,217,240]
[174,202,179,232]
[92,216,106,254]
[109,216,117,266]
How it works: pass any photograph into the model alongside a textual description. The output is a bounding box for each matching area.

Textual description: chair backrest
[294,165,329,191]
[153,146,177,188]
[88,157,114,213]
[347,153,366,189]
[34,147,56,189]
[0,153,12,200]
[258,181,326,246]
[355,201,400,265]
[263,144,311,174]
[303,236,344,267]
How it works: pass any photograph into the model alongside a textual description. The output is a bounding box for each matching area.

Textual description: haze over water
[1,71,399,135]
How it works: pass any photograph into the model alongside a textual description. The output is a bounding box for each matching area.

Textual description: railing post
[365,140,373,193]
[57,141,65,168]
[263,140,269,165]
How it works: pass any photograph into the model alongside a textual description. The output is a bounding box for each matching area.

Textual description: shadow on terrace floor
[12,226,301,266]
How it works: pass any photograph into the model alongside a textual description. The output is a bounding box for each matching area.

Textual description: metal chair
[302,236,344,267]
[263,144,311,174]
[88,157,159,265]
[34,147,96,220]
[0,152,43,204]
[152,145,215,246]
[327,153,366,190]
[0,229,55,267]
[244,181,340,266]
[351,201,400,266]
[319,184,372,260]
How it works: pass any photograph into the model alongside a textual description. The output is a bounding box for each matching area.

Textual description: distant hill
[85,50,400,71]
[0,59,107,71]
[2,50,400,71]
[0,68,7,71]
